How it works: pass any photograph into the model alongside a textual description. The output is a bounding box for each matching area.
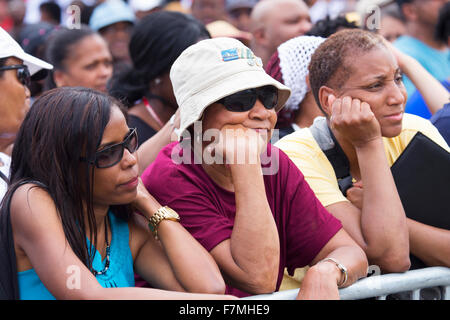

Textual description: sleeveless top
[18,211,135,300]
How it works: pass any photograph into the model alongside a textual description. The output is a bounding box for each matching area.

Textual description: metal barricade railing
[243,267,450,300]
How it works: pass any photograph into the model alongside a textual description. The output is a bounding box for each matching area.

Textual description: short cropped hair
[308,29,386,112]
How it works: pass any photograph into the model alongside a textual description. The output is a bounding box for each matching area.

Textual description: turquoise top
[394,36,450,99]
[18,212,135,300]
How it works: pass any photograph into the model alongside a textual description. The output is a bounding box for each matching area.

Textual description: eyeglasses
[217,85,278,112]
[0,64,31,87]
[80,128,139,168]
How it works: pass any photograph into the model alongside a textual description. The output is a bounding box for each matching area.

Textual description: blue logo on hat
[220,47,263,66]
[221,48,239,61]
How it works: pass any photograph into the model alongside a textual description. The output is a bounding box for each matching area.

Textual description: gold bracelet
[319,257,348,288]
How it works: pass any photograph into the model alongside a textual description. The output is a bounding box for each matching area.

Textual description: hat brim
[13,50,53,76]
[178,69,291,140]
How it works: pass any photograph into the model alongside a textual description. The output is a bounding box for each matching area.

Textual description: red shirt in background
[0,16,13,32]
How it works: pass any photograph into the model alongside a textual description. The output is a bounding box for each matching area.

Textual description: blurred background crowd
[1,0,448,119]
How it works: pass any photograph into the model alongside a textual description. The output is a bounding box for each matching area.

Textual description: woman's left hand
[346,181,363,210]
[131,178,161,218]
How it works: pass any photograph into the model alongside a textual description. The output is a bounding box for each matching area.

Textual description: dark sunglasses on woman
[217,85,278,112]
[0,64,31,87]
[80,128,139,168]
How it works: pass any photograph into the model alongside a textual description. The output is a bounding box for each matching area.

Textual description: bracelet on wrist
[318,257,348,288]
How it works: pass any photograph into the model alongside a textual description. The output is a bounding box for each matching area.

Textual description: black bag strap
[0,170,9,184]
[310,121,353,196]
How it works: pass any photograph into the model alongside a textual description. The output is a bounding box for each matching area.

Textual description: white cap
[0,26,53,76]
[170,37,291,139]
[129,0,163,11]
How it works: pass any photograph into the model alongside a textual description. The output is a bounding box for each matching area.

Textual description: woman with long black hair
[0,87,232,300]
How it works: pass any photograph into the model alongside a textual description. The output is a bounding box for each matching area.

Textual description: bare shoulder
[10,182,56,216]
[9,183,60,243]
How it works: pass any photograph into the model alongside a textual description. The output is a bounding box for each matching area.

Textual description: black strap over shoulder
[323,127,353,196]
[325,126,350,178]
[0,170,9,184]
[309,118,354,196]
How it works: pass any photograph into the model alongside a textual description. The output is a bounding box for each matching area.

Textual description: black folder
[390,131,450,268]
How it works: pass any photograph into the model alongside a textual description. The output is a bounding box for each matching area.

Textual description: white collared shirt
[0,152,11,203]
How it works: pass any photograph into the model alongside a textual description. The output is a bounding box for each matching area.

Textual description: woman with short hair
[276,29,450,271]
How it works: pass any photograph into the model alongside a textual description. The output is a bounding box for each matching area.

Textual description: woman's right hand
[328,95,382,148]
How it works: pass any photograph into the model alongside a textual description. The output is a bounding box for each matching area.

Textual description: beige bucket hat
[170,37,291,139]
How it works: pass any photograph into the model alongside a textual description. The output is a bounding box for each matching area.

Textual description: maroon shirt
[141,142,342,297]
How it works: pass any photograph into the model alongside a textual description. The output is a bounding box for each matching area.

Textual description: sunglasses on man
[217,85,278,112]
[0,64,31,87]
[80,128,139,169]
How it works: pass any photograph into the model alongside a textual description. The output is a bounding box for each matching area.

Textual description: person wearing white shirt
[0,26,52,201]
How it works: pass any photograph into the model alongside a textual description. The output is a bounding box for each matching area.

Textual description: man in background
[249,0,312,66]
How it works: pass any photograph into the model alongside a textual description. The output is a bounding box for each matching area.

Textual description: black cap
[19,22,59,58]
[18,22,59,81]
[395,0,414,7]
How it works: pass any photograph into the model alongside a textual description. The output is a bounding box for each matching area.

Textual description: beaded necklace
[92,215,110,276]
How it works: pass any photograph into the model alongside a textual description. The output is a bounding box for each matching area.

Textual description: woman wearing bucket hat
[0,26,52,202]
[141,37,368,299]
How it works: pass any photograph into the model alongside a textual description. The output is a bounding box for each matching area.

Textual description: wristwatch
[148,206,180,239]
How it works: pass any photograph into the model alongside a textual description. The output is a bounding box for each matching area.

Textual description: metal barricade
[243,267,450,300]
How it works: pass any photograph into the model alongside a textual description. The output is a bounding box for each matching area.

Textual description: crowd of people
[0,0,449,300]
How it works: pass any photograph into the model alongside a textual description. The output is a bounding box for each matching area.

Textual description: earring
[154,78,161,85]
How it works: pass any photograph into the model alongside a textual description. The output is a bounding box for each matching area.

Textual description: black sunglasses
[0,64,31,87]
[80,128,139,168]
[217,85,278,112]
